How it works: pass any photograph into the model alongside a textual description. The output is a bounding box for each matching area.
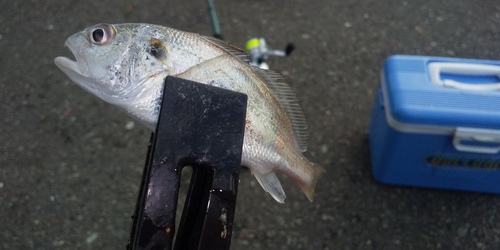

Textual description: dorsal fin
[200,35,250,63]
[253,67,309,152]
[201,34,308,151]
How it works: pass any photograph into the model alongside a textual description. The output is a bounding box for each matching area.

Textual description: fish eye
[87,23,115,45]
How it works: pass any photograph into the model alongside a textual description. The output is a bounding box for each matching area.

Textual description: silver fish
[54,23,322,203]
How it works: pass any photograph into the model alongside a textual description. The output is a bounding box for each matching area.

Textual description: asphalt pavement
[2,1,500,249]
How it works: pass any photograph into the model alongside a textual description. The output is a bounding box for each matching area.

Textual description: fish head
[55,23,170,130]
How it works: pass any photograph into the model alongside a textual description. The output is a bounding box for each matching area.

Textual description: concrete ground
[2,0,500,249]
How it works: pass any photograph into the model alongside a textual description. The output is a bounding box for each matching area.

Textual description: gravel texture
[1,1,500,249]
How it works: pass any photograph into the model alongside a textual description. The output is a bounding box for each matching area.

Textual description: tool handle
[428,62,500,91]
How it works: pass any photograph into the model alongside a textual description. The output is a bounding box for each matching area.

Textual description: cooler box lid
[382,55,500,131]
[381,55,500,154]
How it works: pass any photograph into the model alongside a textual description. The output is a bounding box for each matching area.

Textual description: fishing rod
[245,38,295,69]
[205,0,295,69]
[206,0,223,39]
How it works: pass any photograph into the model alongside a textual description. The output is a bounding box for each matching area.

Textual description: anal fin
[253,171,286,203]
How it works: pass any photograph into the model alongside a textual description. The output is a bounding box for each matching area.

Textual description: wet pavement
[1,1,500,249]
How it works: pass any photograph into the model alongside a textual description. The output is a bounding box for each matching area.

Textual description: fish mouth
[54,41,84,78]
[54,39,126,104]
[54,39,92,88]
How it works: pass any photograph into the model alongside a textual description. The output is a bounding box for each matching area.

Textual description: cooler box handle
[453,127,500,154]
[428,62,500,91]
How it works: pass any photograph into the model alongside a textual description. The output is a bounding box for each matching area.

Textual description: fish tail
[300,163,324,202]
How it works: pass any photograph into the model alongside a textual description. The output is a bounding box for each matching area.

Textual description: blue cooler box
[369,55,500,193]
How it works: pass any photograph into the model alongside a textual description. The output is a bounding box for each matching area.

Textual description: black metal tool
[127,76,248,250]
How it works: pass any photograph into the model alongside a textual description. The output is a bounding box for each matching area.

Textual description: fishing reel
[245,38,294,69]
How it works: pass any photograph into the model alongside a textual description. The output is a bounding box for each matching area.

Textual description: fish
[54,23,323,203]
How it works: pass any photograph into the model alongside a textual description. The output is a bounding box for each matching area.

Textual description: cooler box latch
[453,127,500,154]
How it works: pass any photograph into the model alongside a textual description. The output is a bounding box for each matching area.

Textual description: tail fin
[300,163,324,202]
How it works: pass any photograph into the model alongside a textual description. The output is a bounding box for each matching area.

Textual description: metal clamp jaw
[127,76,248,250]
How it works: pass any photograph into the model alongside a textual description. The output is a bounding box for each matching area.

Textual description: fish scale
[54,23,323,203]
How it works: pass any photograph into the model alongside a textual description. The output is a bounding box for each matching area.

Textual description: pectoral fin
[253,171,286,203]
